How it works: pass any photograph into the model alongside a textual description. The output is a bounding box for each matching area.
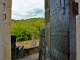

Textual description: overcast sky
[11,0,45,20]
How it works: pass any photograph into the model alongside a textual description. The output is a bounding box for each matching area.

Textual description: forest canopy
[11,18,45,41]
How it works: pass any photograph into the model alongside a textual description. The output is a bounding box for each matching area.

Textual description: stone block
[1,0,5,4]
[75,0,80,60]
[4,14,11,22]
[5,7,11,14]
[4,23,11,42]
[4,42,11,60]
[0,45,4,60]
[0,23,4,43]
[0,0,12,60]
[76,15,80,60]
[5,0,12,7]
[4,6,11,22]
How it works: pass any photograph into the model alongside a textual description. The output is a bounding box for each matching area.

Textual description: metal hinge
[60,0,65,15]
[72,2,79,15]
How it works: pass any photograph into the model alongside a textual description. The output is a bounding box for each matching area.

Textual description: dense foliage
[11,18,45,41]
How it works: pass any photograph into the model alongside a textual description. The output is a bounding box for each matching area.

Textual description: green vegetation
[11,18,45,41]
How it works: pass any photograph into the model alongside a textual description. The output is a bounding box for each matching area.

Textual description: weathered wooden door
[50,0,78,60]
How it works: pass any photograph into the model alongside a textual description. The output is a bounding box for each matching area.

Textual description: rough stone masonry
[0,0,12,60]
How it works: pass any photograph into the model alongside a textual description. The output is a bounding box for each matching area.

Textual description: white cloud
[11,0,45,19]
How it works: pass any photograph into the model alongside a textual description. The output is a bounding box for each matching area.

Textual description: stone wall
[45,0,50,60]
[39,29,45,60]
[76,0,80,60]
[0,0,12,60]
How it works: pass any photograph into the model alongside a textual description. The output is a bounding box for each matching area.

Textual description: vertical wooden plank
[69,0,76,60]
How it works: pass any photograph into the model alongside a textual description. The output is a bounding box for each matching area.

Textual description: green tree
[11,18,45,41]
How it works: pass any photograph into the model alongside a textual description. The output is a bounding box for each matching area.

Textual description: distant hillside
[11,18,45,41]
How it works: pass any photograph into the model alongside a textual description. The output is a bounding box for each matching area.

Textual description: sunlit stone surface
[0,0,12,60]
[76,0,80,60]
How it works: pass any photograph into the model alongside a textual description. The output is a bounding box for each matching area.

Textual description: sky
[11,0,45,20]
